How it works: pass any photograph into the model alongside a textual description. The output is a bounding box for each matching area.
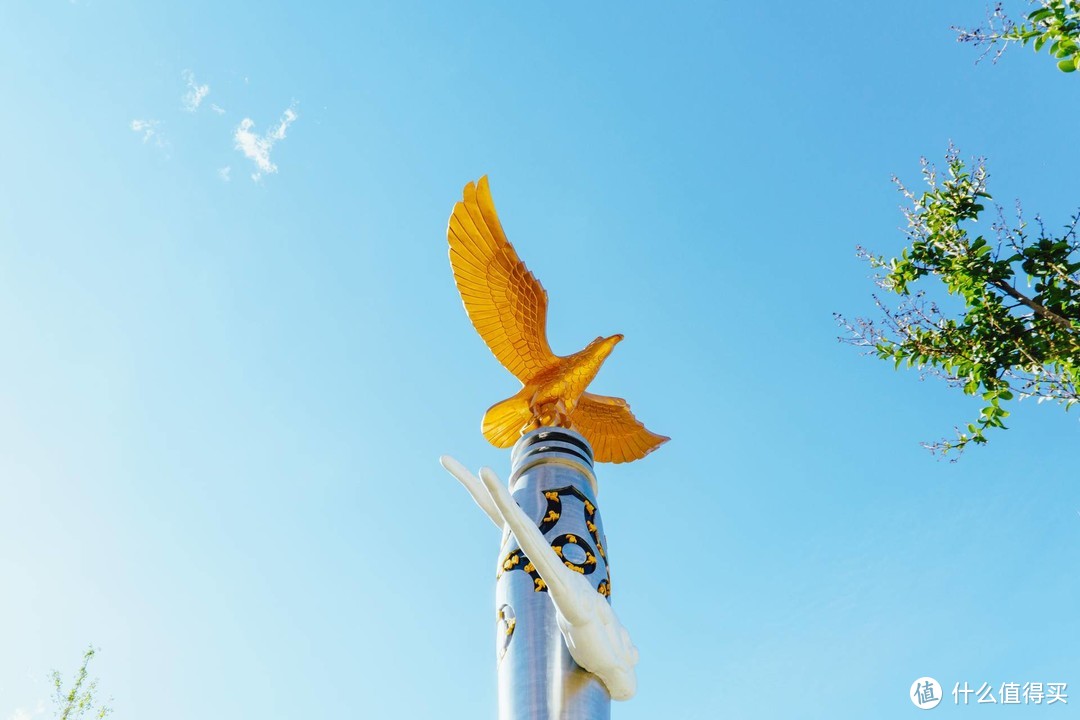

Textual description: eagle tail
[482,391,532,448]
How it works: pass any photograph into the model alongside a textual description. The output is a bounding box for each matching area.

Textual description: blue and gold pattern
[498,486,612,596]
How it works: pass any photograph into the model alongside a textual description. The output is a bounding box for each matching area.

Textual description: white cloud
[130,118,160,142]
[7,699,45,720]
[233,104,298,181]
[210,103,226,115]
[130,118,170,156]
[181,70,210,112]
[218,166,231,182]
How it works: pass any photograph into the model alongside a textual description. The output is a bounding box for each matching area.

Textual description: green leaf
[848,146,1080,460]
[1058,58,1077,71]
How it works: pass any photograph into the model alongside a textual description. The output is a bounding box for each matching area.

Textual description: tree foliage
[839,2,1080,458]
[957,0,1080,73]
[839,149,1080,456]
[51,647,112,720]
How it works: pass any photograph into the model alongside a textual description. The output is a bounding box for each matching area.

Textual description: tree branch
[988,278,1076,331]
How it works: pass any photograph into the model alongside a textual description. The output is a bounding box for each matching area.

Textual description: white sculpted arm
[439,455,639,700]
[476,466,639,701]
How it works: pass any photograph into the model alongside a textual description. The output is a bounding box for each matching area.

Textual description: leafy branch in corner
[52,647,112,720]
[955,0,1080,72]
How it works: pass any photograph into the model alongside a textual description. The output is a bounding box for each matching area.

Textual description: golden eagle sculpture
[446,176,669,464]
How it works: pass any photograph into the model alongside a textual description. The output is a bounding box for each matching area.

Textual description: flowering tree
[956,0,1080,73]
[840,151,1079,456]
[839,2,1079,457]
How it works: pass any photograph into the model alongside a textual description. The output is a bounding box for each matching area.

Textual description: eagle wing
[573,392,669,464]
[447,176,557,383]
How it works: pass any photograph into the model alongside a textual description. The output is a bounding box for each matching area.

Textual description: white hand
[438,455,639,700]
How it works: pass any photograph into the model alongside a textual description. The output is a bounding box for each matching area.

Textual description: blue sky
[1,1,1078,718]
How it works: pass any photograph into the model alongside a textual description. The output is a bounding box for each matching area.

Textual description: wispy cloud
[130,118,169,156]
[233,104,298,181]
[130,118,161,143]
[210,103,226,115]
[181,70,210,112]
[7,699,46,720]
[218,166,231,182]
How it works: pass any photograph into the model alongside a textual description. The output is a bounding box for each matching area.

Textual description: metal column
[495,427,612,720]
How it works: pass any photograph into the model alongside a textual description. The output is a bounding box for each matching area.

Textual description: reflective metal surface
[496,427,611,720]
